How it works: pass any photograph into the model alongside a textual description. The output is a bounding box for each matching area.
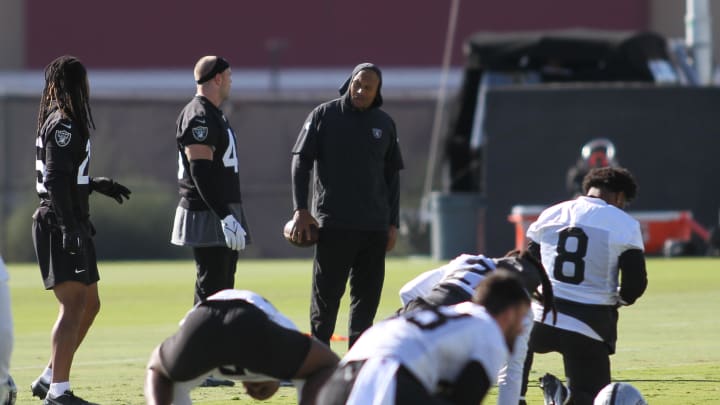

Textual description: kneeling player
[398,250,555,405]
[318,272,531,405]
[144,290,338,405]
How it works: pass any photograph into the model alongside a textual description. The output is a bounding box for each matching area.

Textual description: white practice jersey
[527,196,644,306]
[399,254,496,306]
[343,302,508,393]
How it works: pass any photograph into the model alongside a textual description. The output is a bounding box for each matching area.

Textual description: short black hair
[582,167,638,201]
[472,271,530,316]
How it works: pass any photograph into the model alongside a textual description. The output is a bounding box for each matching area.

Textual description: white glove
[221,215,246,251]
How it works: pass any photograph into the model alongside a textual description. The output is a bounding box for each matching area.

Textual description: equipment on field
[593,382,647,405]
[283,219,319,248]
[539,373,570,405]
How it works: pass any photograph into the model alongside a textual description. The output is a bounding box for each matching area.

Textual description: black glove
[90,177,131,204]
[62,231,83,255]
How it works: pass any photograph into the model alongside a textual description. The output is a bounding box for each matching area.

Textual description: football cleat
[539,373,570,405]
[593,382,647,405]
[43,390,98,405]
[31,377,50,400]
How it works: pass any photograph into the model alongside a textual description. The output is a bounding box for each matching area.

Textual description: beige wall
[0,0,24,69]
[650,0,720,61]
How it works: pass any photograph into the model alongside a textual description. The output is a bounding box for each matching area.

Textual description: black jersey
[35,107,91,232]
[292,97,404,230]
[176,96,242,210]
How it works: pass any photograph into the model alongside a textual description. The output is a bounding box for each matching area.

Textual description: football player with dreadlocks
[522,167,648,405]
[31,56,131,405]
[398,250,555,405]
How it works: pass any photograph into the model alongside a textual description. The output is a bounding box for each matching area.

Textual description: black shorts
[32,210,99,290]
[158,300,311,382]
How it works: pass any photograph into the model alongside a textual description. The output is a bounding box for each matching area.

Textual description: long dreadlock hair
[500,249,557,324]
[36,56,95,139]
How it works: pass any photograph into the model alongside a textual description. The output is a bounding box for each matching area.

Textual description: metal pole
[686,0,714,84]
[422,0,461,212]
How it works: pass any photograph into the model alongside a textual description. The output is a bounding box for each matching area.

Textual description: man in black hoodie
[290,63,404,347]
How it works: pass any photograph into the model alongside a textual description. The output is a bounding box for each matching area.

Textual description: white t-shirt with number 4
[527,196,644,306]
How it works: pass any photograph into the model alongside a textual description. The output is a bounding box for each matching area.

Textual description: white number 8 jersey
[527,196,644,305]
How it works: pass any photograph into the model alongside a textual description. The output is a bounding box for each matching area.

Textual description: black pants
[192,246,238,304]
[318,361,451,405]
[310,228,387,347]
[521,322,611,405]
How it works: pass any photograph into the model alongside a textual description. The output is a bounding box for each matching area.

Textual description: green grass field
[6,257,720,404]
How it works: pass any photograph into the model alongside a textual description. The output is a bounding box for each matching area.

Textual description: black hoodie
[291,63,404,230]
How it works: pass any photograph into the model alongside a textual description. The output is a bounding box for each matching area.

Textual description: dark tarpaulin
[445,29,672,192]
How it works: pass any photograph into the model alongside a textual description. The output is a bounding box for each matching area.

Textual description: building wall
[0,0,24,69]
[22,0,647,69]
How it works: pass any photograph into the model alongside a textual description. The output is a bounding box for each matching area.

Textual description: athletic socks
[48,382,71,399]
[41,366,53,382]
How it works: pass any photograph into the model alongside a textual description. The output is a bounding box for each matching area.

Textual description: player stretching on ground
[145,289,338,405]
[398,250,554,405]
[318,272,531,404]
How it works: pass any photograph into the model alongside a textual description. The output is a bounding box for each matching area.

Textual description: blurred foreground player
[0,255,16,405]
[145,290,338,405]
[398,250,554,405]
[522,167,648,405]
[318,272,530,405]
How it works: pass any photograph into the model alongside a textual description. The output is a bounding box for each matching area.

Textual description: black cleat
[539,373,570,405]
[199,375,235,387]
[31,377,49,400]
[43,390,98,405]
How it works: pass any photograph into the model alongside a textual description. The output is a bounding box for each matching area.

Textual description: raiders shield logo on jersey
[192,126,209,142]
[54,129,72,147]
[372,128,382,139]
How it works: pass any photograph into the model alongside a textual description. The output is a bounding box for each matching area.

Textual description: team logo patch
[372,128,383,139]
[54,129,72,147]
[192,126,209,142]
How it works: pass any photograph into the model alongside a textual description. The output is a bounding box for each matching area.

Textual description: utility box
[430,192,485,260]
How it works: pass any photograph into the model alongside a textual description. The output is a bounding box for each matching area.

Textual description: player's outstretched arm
[90,177,131,204]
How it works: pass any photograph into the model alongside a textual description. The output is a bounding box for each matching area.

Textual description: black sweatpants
[521,322,611,405]
[310,228,388,347]
[192,246,238,304]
